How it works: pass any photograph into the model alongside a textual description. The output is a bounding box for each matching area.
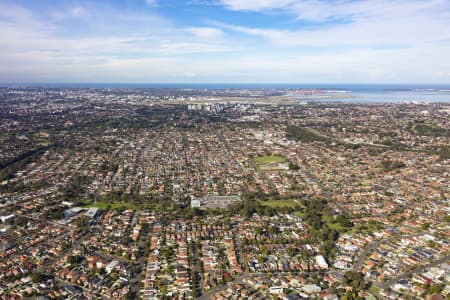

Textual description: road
[199,270,329,299]
[199,272,248,300]
[376,254,450,290]
[129,219,152,298]
[352,228,429,272]
[55,278,110,300]
[352,239,384,272]
[189,241,203,297]
[300,157,350,216]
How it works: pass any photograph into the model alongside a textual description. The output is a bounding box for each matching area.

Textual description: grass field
[368,285,381,295]
[32,131,51,146]
[259,199,302,209]
[253,155,287,170]
[253,155,286,165]
[349,220,384,234]
[82,202,137,210]
[322,214,344,230]
[293,211,305,218]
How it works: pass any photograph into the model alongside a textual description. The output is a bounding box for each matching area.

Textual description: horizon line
[2,82,450,86]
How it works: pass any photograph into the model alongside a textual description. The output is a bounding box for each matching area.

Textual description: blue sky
[1,0,450,83]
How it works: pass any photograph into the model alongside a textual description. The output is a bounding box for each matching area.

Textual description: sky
[1,0,450,83]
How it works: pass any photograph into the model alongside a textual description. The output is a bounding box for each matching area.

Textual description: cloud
[213,0,450,48]
[0,0,450,83]
[52,5,88,20]
[219,0,294,11]
[184,27,224,39]
[219,0,450,23]
[0,1,237,82]
[67,5,88,18]
[145,0,158,6]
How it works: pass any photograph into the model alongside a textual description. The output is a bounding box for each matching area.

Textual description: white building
[315,255,329,269]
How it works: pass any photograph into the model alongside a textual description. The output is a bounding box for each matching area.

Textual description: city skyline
[1,0,450,83]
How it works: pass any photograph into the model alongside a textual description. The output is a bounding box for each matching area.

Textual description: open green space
[32,131,51,146]
[259,199,353,232]
[350,219,384,234]
[410,123,449,137]
[286,126,331,143]
[293,211,305,218]
[259,199,302,209]
[253,155,286,165]
[368,285,381,295]
[252,155,288,170]
[322,213,345,231]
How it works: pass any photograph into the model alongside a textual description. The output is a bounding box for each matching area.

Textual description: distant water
[1,83,450,103]
[330,89,450,103]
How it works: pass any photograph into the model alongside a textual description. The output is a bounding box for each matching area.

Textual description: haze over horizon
[1,0,450,84]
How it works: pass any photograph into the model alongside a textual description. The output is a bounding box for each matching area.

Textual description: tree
[380,159,405,171]
[287,247,297,257]
[192,287,198,298]
[268,226,278,235]
[336,215,353,228]
[257,255,266,264]
[261,245,268,256]
[31,272,44,283]
[77,216,89,228]
[344,271,368,291]
[428,284,443,294]
[67,255,84,265]
[288,162,300,170]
